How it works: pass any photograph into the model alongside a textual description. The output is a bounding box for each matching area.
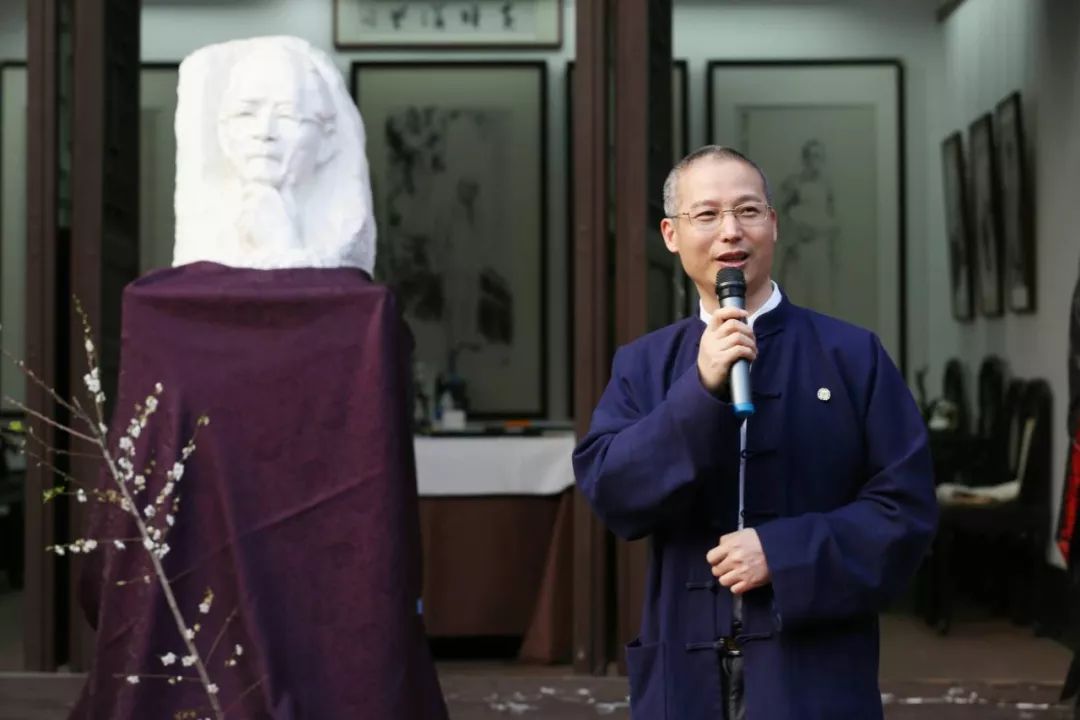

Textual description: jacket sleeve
[572,344,743,540]
[755,336,938,629]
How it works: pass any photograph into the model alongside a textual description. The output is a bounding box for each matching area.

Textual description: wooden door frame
[571,0,612,676]
[612,0,672,670]
[571,0,671,675]
[24,0,62,672]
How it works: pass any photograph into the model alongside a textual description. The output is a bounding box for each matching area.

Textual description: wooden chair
[930,379,1053,634]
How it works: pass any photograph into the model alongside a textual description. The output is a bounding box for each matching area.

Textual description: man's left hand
[706,529,771,595]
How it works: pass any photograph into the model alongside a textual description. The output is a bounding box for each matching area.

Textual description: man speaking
[573,145,937,719]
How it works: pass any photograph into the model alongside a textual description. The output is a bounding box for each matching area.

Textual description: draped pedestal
[74,262,447,720]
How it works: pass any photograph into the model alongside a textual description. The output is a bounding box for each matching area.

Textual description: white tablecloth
[414,434,577,496]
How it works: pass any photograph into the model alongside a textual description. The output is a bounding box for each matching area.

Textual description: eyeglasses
[668,202,772,232]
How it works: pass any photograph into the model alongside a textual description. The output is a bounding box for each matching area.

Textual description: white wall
[937,0,1080,566]
[141,0,576,420]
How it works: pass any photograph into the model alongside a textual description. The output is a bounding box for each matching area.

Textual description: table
[415,434,575,662]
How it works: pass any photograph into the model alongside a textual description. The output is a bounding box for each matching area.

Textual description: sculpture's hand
[237,184,302,253]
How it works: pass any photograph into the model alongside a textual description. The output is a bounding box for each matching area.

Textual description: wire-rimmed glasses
[668,201,772,232]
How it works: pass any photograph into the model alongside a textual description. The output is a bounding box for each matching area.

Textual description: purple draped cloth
[73,262,447,720]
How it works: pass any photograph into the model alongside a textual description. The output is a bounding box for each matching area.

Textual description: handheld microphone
[715,268,755,419]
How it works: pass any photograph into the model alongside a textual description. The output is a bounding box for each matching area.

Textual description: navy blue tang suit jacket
[573,295,937,720]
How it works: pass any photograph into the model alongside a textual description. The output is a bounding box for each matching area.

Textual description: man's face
[218,50,327,189]
[660,157,777,304]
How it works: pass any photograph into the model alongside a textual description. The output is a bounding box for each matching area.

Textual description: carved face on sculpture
[217,47,335,189]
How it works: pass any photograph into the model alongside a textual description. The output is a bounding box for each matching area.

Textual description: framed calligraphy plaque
[334,0,562,49]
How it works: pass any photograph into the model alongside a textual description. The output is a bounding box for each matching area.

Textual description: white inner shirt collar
[699,280,782,329]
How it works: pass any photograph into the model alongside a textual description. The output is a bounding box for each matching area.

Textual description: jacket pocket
[625,638,666,719]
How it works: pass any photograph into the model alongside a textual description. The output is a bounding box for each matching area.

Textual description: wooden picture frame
[969,112,1004,317]
[994,91,1035,314]
[941,131,976,322]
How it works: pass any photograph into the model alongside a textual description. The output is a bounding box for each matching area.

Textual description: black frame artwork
[707,59,907,373]
[334,0,562,50]
[941,132,976,322]
[969,112,1004,318]
[994,91,1035,314]
[351,61,548,419]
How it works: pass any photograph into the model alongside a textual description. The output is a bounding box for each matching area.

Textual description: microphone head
[715,267,747,301]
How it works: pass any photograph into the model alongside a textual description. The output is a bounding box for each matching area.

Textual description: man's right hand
[697,307,757,394]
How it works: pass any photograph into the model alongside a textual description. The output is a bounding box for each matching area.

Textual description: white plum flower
[145,396,158,412]
[118,436,133,452]
[166,514,175,527]
[143,505,156,519]
[84,338,94,353]
[154,382,163,393]
[128,422,141,439]
[156,544,170,558]
[125,675,139,685]
[53,546,65,556]
[83,539,97,551]
[162,482,175,497]
[143,538,155,551]
[170,463,184,481]
[76,489,87,503]
[184,628,195,640]
[207,684,219,695]
[160,652,177,666]
[199,601,211,615]
[113,540,125,550]
[134,475,146,489]
[181,655,196,667]
[83,371,101,394]
[234,644,244,656]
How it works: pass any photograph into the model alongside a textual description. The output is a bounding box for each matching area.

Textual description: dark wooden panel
[24,0,62,673]
[571,0,613,677]
[68,0,141,670]
[612,0,671,672]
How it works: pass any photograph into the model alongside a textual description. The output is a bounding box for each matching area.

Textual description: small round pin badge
[817,387,831,402]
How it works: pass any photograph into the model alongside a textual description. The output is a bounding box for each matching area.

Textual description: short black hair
[662,145,773,216]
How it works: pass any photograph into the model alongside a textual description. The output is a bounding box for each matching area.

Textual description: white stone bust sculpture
[172,36,376,273]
